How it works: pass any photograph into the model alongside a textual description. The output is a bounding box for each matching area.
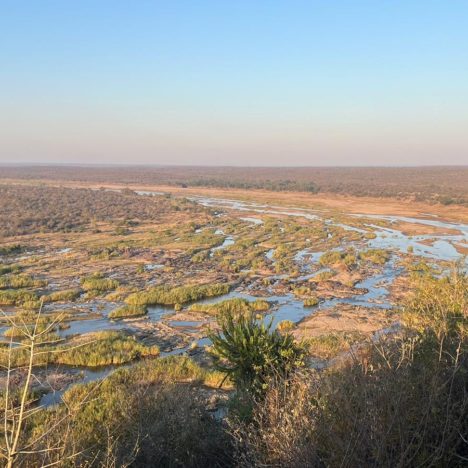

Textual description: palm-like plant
[209,311,305,397]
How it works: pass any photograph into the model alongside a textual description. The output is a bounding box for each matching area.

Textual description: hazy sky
[1,1,467,166]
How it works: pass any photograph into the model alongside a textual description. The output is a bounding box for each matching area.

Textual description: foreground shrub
[210,311,306,398]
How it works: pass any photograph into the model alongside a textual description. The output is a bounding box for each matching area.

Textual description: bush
[319,251,342,266]
[209,311,306,398]
[303,296,319,307]
[359,248,389,264]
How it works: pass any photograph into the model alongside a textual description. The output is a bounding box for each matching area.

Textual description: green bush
[209,311,306,397]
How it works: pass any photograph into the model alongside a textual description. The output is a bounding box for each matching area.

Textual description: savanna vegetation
[0,184,203,237]
[1,170,467,467]
[1,269,466,467]
[2,165,468,205]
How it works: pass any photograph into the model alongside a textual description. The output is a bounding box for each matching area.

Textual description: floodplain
[0,176,467,465]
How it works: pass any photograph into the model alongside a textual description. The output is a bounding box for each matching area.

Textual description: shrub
[359,248,389,264]
[303,296,319,307]
[209,311,306,398]
[319,251,342,266]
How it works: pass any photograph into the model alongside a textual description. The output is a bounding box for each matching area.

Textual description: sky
[1,1,467,166]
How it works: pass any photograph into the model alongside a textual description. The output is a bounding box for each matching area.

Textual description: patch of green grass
[319,251,343,266]
[305,331,365,359]
[43,288,81,303]
[189,298,270,315]
[126,283,230,306]
[0,274,46,289]
[0,330,159,367]
[0,264,22,276]
[314,270,335,282]
[277,320,295,332]
[80,273,119,292]
[109,305,147,319]
[0,289,38,306]
[293,286,313,297]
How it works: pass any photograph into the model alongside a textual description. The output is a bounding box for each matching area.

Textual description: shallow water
[210,235,235,257]
[187,194,467,265]
[24,191,467,403]
[58,317,126,337]
[39,364,129,407]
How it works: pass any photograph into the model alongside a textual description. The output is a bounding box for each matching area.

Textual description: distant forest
[1,165,467,205]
